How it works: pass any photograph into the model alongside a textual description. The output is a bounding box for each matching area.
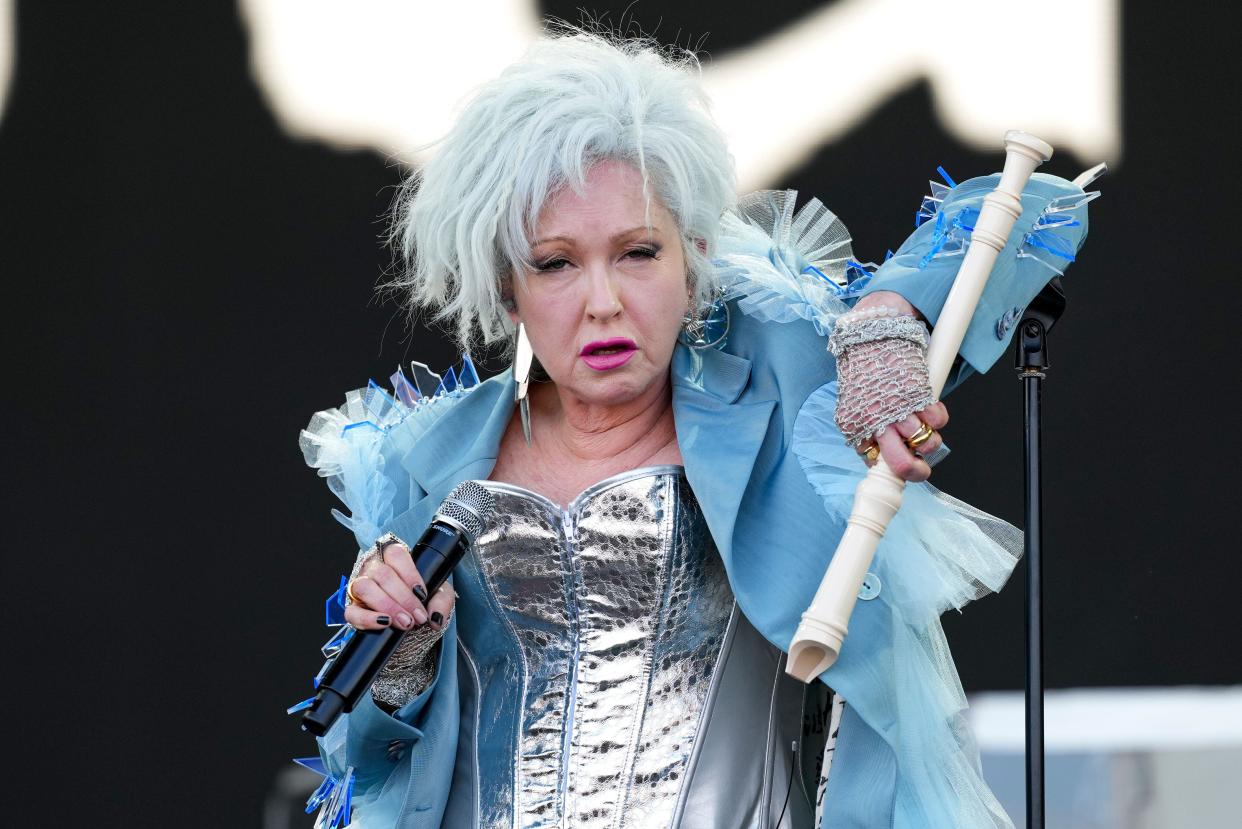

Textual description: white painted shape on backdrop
[236,0,541,157]
[236,0,1119,187]
[706,0,1120,189]
[0,0,12,124]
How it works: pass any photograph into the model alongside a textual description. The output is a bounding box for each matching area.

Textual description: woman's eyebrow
[531,226,659,247]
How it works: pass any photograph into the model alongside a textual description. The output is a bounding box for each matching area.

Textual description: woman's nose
[584,268,622,320]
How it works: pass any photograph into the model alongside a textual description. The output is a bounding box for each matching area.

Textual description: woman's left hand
[836,290,947,483]
[861,402,948,482]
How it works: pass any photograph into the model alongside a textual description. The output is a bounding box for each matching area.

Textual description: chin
[579,383,644,407]
[573,372,660,407]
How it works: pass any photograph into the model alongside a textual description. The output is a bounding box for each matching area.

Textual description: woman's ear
[501,274,519,325]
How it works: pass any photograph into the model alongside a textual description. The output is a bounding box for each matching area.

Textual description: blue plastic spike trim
[340,419,382,436]
[286,696,317,715]
[1045,190,1100,213]
[1034,214,1080,231]
[459,353,480,388]
[313,656,335,689]
[840,263,874,298]
[843,275,873,297]
[843,260,867,284]
[409,362,442,398]
[1023,230,1077,261]
[341,772,354,826]
[801,264,832,283]
[390,365,421,406]
[919,211,949,268]
[325,576,348,626]
[936,165,957,188]
[294,756,328,776]
[313,767,355,829]
[305,776,333,813]
[364,379,400,417]
[955,207,980,232]
[441,365,458,393]
[321,624,354,659]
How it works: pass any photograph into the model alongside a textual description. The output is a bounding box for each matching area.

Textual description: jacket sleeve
[318,619,460,827]
[300,391,462,826]
[858,171,1093,382]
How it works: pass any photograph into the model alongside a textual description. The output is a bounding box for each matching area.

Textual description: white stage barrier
[969,686,1242,829]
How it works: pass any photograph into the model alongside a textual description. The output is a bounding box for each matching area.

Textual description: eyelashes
[534,257,570,272]
[533,244,661,272]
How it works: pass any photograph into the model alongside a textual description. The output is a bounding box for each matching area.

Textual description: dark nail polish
[430,611,443,627]
[376,615,391,626]
[413,584,428,603]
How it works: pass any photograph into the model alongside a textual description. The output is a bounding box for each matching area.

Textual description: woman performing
[296,28,1093,829]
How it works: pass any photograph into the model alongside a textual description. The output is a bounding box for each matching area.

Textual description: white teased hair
[386,27,737,350]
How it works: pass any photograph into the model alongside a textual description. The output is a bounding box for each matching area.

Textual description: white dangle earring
[513,321,534,445]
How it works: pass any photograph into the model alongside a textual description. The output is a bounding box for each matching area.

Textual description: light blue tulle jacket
[300,172,1094,828]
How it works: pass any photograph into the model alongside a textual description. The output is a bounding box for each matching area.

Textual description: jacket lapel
[399,371,515,502]
[671,344,776,553]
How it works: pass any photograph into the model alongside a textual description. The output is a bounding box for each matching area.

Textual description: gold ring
[345,578,364,606]
[905,421,935,449]
[862,442,880,462]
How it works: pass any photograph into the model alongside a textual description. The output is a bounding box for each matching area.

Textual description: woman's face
[510,159,690,408]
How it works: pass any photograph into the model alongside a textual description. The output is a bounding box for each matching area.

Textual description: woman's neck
[532,376,678,466]
[491,376,682,508]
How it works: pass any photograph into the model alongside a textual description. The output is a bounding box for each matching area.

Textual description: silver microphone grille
[435,480,495,540]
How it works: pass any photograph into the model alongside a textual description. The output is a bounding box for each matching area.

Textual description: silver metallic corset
[446,466,837,829]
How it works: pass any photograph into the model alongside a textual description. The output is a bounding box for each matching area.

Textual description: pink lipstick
[580,338,637,371]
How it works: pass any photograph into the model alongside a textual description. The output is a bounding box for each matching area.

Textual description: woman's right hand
[343,541,456,632]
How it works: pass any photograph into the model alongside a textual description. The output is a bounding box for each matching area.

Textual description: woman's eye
[536,258,570,272]
[625,247,658,260]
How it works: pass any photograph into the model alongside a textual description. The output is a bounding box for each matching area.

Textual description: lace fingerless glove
[828,306,936,447]
[371,618,449,710]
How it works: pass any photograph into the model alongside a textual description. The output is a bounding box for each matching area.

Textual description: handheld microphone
[301,480,495,736]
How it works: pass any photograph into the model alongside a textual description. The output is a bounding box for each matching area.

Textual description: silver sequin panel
[474,467,735,829]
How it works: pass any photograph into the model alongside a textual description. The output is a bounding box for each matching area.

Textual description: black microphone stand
[1014,278,1066,829]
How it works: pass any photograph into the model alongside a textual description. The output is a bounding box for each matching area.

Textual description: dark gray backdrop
[3,1,1236,825]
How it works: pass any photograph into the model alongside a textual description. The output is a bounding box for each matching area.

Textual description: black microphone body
[301,519,469,736]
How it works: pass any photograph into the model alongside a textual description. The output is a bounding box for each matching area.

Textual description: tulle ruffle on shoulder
[298,357,483,551]
[713,190,878,337]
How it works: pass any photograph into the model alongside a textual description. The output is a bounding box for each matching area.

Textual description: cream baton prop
[785,130,1054,682]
